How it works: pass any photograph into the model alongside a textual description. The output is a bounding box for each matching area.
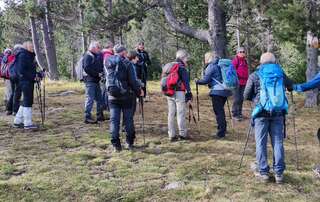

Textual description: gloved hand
[185,92,193,102]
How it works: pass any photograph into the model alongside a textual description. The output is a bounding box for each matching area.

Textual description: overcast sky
[0,1,5,11]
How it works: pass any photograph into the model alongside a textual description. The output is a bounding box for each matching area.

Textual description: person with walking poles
[161,49,193,142]
[105,45,144,152]
[83,41,105,124]
[136,41,151,100]
[232,47,249,121]
[195,52,232,139]
[13,41,42,130]
[5,44,23,116]
[244,52,293,184]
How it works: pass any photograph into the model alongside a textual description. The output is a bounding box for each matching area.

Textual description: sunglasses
[239,51,246,53]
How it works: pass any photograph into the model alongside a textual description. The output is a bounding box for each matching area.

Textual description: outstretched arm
[294,73,320,92]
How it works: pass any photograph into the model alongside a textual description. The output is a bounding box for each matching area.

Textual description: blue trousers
[20,81,34,107]
[84,82,102,119]
[254,116,286,175]
[109,102,135,147]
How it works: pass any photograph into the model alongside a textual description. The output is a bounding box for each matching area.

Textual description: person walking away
[232,47,249,121]
[136,42,151,100]
[83,41,104,124]
[13,41,42,130]
[196,52,232,138]
[163,50,193,142]
[105,45,143,152]
[5,45,23,115]
[244,52,293,184]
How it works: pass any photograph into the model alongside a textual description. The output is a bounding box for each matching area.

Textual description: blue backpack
[215,59,239,90]
[252,64,288,118]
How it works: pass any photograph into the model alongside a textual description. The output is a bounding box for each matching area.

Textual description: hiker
[13,41,42,129]
[196,52,232,138]
[100,41,114,114]
[244,52,293,184]
[5,45,23,116]
[104,45,143,152]
[1,48,13,114]
[136,41,151,99]
[127,50,144,116]
[232,47,249,121]
[83,41,105,124]
[163,49,192,141]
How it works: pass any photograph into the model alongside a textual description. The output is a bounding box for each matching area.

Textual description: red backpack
[161,62,185,96]
[0,54,15,79]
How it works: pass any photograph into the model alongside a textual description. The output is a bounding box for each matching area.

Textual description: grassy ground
[0,80,320,202]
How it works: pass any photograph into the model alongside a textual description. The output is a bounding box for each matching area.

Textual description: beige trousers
[167,91,187,138]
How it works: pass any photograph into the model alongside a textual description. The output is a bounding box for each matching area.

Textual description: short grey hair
[260,52,276,64]
[88,41,101,50]
[176,49,189,61]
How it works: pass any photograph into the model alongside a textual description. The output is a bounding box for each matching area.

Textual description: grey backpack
[75,51,94,81]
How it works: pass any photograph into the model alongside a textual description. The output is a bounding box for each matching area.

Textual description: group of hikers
[1,40,320,184]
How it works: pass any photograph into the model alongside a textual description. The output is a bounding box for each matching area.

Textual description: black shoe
[169,136,179,142]
[13,123,24,129]
[6,111,12,115]
[84,118,97,124]
[179,135,191,140]
[97,116,105,122]
[113,145,122,153]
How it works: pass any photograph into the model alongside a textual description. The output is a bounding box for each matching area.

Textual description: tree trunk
[30,16,47,71]
[207,0,227,57]
[39,0,59,80]
[161,0,227,58]
[79,3,87,52]
[305,31,319,107]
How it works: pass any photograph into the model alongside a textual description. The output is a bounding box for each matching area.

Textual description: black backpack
[104,56,128,97]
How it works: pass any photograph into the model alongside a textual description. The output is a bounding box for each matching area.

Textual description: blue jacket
[196,59,232,97]
[15,48,37,82]
[294,73,320,92]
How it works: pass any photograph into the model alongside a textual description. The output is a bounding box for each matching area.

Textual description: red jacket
[102,49,114,61]
[232,56,249,86]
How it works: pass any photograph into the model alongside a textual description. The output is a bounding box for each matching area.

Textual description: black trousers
[211,95,227,137]
[232,85,245,117]
[6,79,21,113]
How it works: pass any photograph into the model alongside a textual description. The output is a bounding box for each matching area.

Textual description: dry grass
[0,80,320,201]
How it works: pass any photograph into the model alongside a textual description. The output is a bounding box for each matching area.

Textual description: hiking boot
[255,172,269,183]
[84,118,97,124]
[6,111,12,115]
[97,116,105,122]
[13,123,24,129]
[24,124,39,130]
[125,143,134,151]
[275,174,284,184]
[233,116,242,121]
[169,136,179,142]
[113,145,122,153]
[179,135,191,140]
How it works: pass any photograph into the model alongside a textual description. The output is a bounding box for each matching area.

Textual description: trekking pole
[239,119,253,169]
[196,83,200,121]
[139,96,145,146]
[43,74,46,124]
[226,99,236,137]
[290,92,299,170]
[36,82,44,126]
